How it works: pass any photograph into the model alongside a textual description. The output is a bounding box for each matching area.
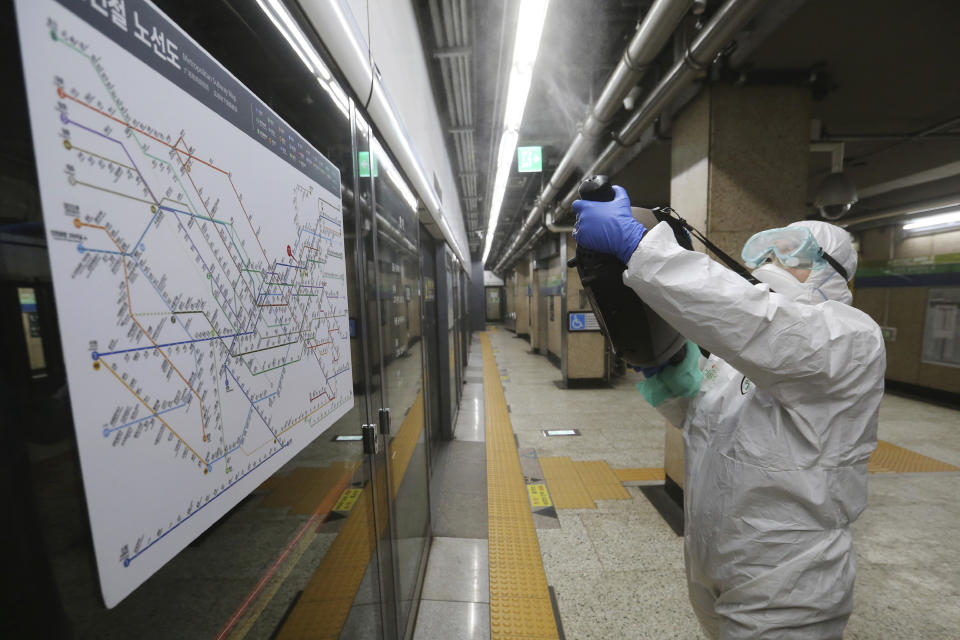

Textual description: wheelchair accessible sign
[568,312,600,332]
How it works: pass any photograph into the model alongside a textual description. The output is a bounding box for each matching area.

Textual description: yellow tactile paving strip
[275,393,425,640]
[615,467,667,483]
[868,439,960,474]
[539,457,596,509]
[482,333,560,640]
[575,460,632,501]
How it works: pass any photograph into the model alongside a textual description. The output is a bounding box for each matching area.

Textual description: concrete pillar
[671,85,811,257]
[664,85,811,493]
[516,258,531,339]
[562,233,607,384]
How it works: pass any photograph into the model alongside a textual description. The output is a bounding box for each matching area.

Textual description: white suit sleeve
[621,222,884,405]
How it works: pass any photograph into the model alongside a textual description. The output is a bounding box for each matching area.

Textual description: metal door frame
[350,103,399,640]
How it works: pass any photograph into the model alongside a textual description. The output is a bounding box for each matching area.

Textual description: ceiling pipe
[494,0,767,273]
[299,0,470,268]
[544,208,574,233]
[839,194,960,231]
[487,0,693,261]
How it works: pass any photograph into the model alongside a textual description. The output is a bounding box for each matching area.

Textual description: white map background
[16,0,353,607]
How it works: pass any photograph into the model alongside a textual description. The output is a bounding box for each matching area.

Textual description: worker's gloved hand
[636,341,704,407]
[633,364,667,377]
[573,185,646,264]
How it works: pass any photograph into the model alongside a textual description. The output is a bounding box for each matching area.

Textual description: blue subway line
[206,444,241,469]
[103,402,188,436]
[62,55,349,568]
[79,245,127,256]
[320,214,341,227]
[124,444,285,567]
[69,101,346,515]
[94,330,252,359]
[223,364,278,439]
[254,390,279,404]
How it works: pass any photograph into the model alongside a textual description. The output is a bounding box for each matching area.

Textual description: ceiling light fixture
[902,209,960,233]
[482,0,551,265]
[257,0,349,117]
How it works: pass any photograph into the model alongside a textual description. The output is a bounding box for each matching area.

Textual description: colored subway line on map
[122,444,287,567]
[92,331,254,360]
[49,22,354,575]
[104,402,189,437]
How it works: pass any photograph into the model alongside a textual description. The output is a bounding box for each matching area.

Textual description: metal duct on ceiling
[493,0,767,273]
[429,0,482,253]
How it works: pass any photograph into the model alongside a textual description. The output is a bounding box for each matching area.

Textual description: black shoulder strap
[652,207,762,285]
[820,250,849,280]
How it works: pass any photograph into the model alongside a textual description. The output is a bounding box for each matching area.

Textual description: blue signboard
[568,312,600,332]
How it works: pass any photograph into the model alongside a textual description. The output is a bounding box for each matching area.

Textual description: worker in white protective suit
[573,185,886,639]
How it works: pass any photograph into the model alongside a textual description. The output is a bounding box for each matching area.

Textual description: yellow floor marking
[574,460,632,501]
[539,457,596,509]
[614,467,666,483]
[527,483,553,508]
[483,333,559,640]
[275,393,425,640]
[868,439,960,474]
[333,488,363,512]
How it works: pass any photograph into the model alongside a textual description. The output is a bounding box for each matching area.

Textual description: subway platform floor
[413,326,960,639]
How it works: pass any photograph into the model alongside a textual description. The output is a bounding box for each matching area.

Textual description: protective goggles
[741,226,848,279]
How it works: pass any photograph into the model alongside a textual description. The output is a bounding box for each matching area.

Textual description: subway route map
[15,0,353,606]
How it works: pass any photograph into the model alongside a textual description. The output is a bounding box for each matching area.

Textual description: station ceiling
[416,0,960,262]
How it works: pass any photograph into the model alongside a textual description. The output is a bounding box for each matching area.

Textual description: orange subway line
[175,148,257,304]
[77,219,211,446]
[121,256,210,443]
[278,396,335,436]
[74,218,123,251]
[100,360,205,466]
[59,88,228,175]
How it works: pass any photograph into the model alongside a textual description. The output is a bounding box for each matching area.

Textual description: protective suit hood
[751,220,857,305]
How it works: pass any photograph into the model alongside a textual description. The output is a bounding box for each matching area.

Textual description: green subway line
[67,142,133,170]
[71,177,154,205]
[231,340,298,358]
[59,32,314,388]
[251,356,303,376]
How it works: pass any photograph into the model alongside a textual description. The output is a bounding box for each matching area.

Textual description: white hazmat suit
[622,220,886,639]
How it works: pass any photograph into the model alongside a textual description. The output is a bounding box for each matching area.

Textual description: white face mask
[751,263,826,304]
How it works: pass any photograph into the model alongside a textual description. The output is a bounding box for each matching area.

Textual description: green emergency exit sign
[358,151,379,177]
[517,146,542,173]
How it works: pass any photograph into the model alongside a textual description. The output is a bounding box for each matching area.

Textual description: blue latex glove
[633,364,667,377]
[572,185,647,264]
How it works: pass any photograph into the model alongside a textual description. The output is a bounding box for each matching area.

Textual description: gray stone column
[665,85,811,492]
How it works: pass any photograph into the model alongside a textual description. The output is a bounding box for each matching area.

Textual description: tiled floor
[414,327,960,639]
[415,337,491,640]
